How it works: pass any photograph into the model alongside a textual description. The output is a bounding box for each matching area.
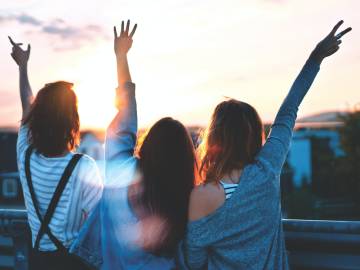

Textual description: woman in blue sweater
[184,21,352,269]
[72,20,196,269]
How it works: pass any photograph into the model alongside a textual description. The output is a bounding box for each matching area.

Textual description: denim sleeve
[105,82,137,183]
[69,202,103,268]
[256,59,320,176]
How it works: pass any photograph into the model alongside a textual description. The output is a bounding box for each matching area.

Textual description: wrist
[116,53,128,60]
[19,64,28,71]
[309,50,323,65]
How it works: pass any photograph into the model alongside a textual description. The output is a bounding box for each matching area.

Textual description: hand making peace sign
[310,20,352,64]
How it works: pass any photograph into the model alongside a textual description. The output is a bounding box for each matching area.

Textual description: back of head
[136,117,196,257]
[23,81,79,157]
[199,99,263,183]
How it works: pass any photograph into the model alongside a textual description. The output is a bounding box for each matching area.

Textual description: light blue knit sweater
[181,59,320,270]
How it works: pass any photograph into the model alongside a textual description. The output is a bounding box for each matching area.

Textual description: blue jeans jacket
[70,82,176,269]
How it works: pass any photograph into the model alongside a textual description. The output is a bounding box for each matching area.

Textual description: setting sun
[1,2,360,270]
[73,45,117,129]
[1,0,360,130]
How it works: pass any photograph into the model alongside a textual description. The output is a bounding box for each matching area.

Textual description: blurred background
[1,0,360,221]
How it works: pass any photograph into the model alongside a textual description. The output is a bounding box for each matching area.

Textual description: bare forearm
[19,65,33,118]
[116,55,132,85]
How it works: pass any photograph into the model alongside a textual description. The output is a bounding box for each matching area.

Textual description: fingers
[8,36,16,46]
[8,36,23,47]
[325,41,340,56]
[326,40,341,51]
[330,20,344,36]
[328,46,340,55]
[114,26,118,38]
[336,27,352,39]
[27,44,31,54]
[130,24,137,37]
[121,21,124,34]
[10,52,16,61]
[117,20,137,37]
[125,20,130,34]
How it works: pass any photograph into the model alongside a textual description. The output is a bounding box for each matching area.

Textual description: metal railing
[0,209,29,270]
[1,209,360,270]
[283,219,360,270]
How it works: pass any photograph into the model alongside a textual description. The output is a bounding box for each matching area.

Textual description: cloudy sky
[1,0,359,129]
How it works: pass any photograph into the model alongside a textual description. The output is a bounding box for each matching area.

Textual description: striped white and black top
[17,126,103,251]
[220,181,239,200]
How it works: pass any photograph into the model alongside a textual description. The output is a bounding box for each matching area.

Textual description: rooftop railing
[0,209,29,270]
[1,209,360,270]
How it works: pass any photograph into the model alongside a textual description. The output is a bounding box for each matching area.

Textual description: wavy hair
[198,99,263,184]
[23,81,80,156]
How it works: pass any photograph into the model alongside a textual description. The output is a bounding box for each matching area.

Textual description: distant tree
[283,110,360,219]
[280,160,294,195]
[335,110,360,200]
[0,132,18,173]
[311,136,339,197]
[282,185,318,219]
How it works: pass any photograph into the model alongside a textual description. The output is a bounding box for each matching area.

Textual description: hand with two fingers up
[310,20,352,64]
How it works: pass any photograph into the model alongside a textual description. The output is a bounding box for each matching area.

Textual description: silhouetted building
[0,128,18,173]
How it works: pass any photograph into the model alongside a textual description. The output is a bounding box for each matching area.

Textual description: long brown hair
[23,81,80,157]
[199,99,263,184]
[134,117,196,257]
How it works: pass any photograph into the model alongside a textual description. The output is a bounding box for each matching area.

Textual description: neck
[43,149,70,158]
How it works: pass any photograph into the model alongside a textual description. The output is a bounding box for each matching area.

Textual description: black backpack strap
[25,147,43,222]
[25,146,83,251]
[25,146,65,251]
[34,152,83,251]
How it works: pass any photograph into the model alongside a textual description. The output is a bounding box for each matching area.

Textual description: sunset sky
[1,0,359,129]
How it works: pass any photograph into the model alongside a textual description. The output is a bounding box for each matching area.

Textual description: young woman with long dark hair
[71,20,196,269]
[183,21,352,269]
[9,37,103,270]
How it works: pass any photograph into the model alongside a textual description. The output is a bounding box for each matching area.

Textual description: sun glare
[73,44,118,130]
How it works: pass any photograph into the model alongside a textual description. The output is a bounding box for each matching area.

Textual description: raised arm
[105,20,138,181]
[9,36,33,119]
[114,20,137,85]
[257,20,352,175]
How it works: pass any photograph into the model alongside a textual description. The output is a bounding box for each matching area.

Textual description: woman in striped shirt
[9,37,103,270]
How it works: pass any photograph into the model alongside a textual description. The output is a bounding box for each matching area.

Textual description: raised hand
[8,36,33,115]
[310,20,352,64]
[8,36,31,67]
[114,20,137,57]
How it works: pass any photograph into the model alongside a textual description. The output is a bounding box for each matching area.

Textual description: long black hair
[134,117,196,257]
